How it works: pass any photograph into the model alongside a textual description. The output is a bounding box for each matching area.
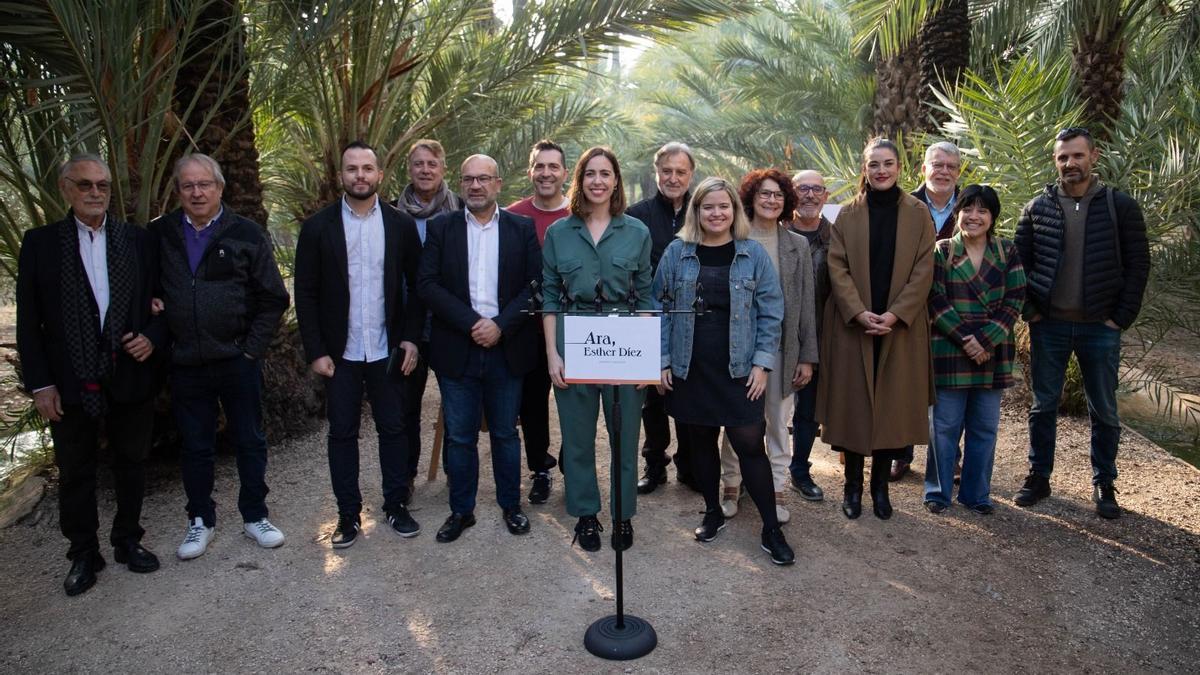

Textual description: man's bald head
[792,170,828,224]
[460,154,502,216]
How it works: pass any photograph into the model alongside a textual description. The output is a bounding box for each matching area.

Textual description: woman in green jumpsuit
[541,146,652,553]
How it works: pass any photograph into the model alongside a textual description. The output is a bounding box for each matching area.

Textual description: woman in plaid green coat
[925,185,1026,514]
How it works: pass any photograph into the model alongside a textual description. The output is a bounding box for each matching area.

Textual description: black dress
[667,241,765,427]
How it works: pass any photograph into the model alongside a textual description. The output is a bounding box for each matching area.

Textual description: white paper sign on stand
[563,315,661,385]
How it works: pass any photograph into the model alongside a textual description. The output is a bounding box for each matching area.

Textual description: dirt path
[1,385,1198,673]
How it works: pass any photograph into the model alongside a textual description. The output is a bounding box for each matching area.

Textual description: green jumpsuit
[542,213,653,521]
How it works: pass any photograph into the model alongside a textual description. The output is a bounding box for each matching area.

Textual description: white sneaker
[775,493,790,524]
[243,518,285,548]
[177,517,214,560]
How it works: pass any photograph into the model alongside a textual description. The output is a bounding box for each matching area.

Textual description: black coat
[417,209,540,378]
[16,214,166,405]
[1014,183,1150,329]
[293,200,425,364]
[627,189,690,272]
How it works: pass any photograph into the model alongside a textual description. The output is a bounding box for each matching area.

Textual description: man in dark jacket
[294,141,425,548]
[152,153,291,559]
[626,142,696,494]
[17,154,165,595]
[1013,127,1150,519]
[418,154,540,542]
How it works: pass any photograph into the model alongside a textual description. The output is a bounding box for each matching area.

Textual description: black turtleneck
[866,185,901,314]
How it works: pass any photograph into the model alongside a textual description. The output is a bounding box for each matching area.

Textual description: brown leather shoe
[888,460,911,482]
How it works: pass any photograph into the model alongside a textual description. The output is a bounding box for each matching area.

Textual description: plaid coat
[929,233,1026,389]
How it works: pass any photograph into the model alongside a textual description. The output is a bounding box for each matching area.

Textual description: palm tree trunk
[871,41,923,138]
[1073,18,1126,136]
[919,0,969,127]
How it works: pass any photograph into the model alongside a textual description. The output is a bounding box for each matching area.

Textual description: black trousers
[402,341,430,481]
[519,345,557,472]
[50,399,153,560]
[640,386,693,478]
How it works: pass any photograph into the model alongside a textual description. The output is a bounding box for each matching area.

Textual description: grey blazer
[777,225,819,397]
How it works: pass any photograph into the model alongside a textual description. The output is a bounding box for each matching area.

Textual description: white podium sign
[563,315,661,384]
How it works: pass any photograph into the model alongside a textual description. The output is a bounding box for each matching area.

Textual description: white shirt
[341,196,389,362]
[465,206,500,319]
[75,216,109,330]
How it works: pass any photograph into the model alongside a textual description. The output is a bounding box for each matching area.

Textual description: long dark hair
[856,137,901,195]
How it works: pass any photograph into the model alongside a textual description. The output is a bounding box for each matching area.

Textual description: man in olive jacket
[1013,127,1150,519]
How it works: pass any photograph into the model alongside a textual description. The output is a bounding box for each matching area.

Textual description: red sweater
[506,196,570,246]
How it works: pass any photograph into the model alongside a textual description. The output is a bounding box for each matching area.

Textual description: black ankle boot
[870,454,893,520]
[842,452,864,519]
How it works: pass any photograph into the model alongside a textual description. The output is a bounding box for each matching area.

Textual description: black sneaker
[528,471,552,505]
[572,515,602,552]
[331,515,361,548]
[968,503,995,515]
[694,508,726,542]
[386,505,421,538]
[924,500,948,514]
[790,474,825,502]
[1093,483,1121,519]
[760,527,795,566]
[1013,472,1051,507]
[611,519,633,551]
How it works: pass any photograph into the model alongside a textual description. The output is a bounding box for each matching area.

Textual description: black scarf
[59,214,135,417]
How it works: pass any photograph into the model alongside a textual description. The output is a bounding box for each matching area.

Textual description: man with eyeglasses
[393,139,462,503]
[627,141,698,494]
[507,139,571,504]
[151,153,291,560]
[786,170,833,502]
[418,155,540,542]
[1013,126,1149,519]
[17,155,165,595]
[294,141,425,548]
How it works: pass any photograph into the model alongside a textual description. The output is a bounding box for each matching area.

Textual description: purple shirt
[182,208,222,274]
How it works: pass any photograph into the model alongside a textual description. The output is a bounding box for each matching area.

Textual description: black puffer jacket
[1014,182,1149,329]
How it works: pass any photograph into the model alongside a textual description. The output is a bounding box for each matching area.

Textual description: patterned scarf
[58,215,135,417]
[396,181,461,219]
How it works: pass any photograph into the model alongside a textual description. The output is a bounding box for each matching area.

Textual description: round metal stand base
[584,614,657,660]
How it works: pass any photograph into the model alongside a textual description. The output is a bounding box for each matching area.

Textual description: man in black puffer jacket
[152,153,291,560]
[1012,127,1150,519]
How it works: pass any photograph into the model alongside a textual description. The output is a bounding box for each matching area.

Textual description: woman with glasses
[926,185,1026,514]
[816,137,935,521]
[654,177,793,565]
[541,146,652,553]
[716,170,818,525]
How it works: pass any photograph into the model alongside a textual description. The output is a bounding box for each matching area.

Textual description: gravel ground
[1,385,1198,674]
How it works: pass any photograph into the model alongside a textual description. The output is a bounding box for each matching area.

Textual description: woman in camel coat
[816,137,935,521]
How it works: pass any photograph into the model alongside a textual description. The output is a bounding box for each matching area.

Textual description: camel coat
[816,192,936,454]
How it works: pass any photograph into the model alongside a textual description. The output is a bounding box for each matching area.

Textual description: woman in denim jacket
[653,177,793,566]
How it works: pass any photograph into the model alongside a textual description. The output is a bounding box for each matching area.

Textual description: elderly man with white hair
[150,153,291,561]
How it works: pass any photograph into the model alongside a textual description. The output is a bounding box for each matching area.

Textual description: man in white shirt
[417,155,541,543]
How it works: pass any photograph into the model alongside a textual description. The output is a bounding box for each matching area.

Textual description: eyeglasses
[757,190,785,202]
[65,177,111,193]
[1056,126,1092,141]
[179,180,217,193]
[928,161,960,172]
[793,184,826,195]
[461,175,496,186]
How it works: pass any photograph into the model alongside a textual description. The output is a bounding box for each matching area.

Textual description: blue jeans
[789,369,819,480]
[1028,319,1122,484]
[926,388,1003,507]
[325,358,409,517]
[437,347,524,515]
[172,356,269,527]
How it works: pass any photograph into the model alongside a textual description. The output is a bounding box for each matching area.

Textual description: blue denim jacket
[652,238,783,379]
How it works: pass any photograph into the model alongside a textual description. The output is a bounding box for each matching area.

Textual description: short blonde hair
[408,139,445,162]
[677,177,749,243]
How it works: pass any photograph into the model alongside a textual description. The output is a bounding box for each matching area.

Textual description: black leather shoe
[694,508,726,542]
[435,513,476,543]
[636,465,668,495]
[503,508,530,535]
[841,484,862,519]
[331,515,361,549]
[113,542,160,573]
[760,527,795,566]
[572,515,602,552]
[1014,472,1051,507]
[1093,483,1121,519]
[790,474,825,502]
[612,519,633,551]
[64,551,105,596]
[888,460,911,482]
[528,471,552,504]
